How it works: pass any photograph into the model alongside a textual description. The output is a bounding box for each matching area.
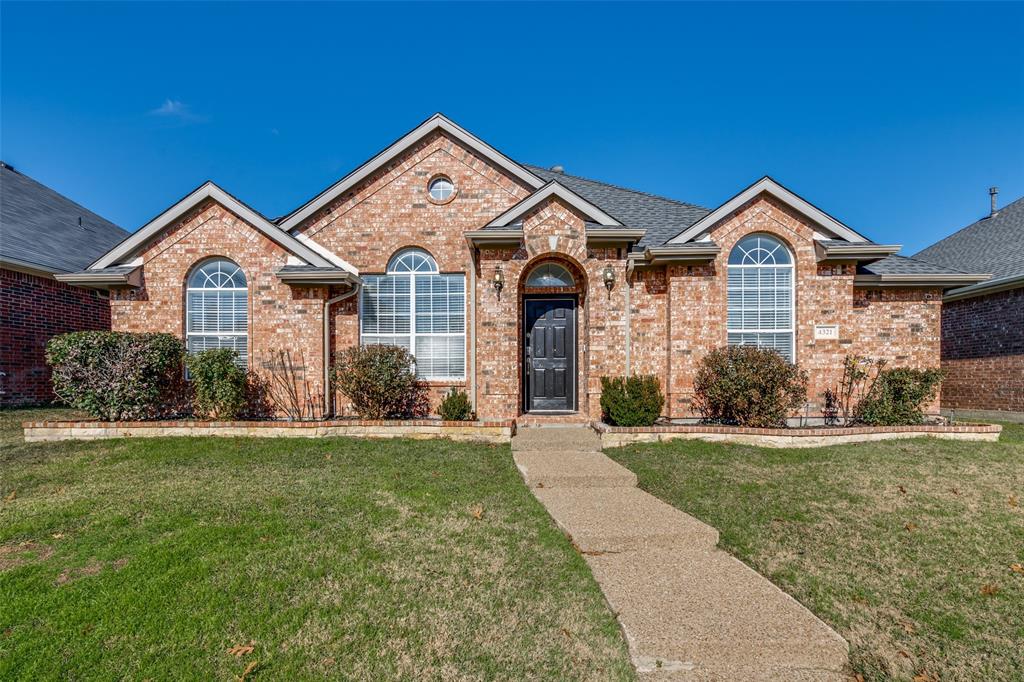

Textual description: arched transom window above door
[726,234,795,362]
[525,262,575,288]
[186,258,248,367]
[360,248,466,380]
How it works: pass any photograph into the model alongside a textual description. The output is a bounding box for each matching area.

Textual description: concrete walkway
[513,426,849,681]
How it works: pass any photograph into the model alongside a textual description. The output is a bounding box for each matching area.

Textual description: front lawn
[0,408,633,680]
[607,425,1024,682]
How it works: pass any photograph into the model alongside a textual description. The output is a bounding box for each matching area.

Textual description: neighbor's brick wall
[939,287,1024,413]
[628,195,943,419]
[0,268,112,406]
[109,200,329,415]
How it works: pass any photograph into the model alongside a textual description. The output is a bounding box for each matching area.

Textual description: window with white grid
[186,259,248,368]
[726,234,795,362]
[360,249,465,380]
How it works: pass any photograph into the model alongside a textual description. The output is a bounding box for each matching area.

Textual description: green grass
[0,408,633,681]
[607,424,1024,682]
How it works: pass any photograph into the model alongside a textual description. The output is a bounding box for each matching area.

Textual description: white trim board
[280,113,546,233]
[668,176,870,245]
[486,181,623,228]
[89,183,353,273]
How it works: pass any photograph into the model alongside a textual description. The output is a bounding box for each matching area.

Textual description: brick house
[60,115,989,421]
[1,162,129,406]
[915,190,1024,419]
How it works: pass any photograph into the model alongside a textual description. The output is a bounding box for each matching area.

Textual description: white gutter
[323,284,360,417]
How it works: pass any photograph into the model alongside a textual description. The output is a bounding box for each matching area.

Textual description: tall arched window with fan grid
[185,258,248,367]
[726,234,795,362]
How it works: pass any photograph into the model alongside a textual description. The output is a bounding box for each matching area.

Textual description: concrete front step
[586,546,849,680]
[511,425,602,453]
[532,486,719,553]
[513,450,638,489]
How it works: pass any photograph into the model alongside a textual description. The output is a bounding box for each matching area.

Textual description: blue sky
[2,2,1022,254]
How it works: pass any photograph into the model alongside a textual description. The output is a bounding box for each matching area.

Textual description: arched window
[186,258,248,367]
[360,248,466,379]
[526,262,575,287]
[726,234,794,362]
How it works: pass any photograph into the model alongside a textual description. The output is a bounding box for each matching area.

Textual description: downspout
[624,266,631,376]
[468,245,478,413]
[625,256,637,377]
[323,283,360,418]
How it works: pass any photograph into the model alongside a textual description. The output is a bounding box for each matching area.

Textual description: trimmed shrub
[600,375,665,427]
[855,367,944,426]
[331,345,429,420]
[46,331,187,420]
[185,349,248,420]
[438,388,474,421]
[693,345,807,428]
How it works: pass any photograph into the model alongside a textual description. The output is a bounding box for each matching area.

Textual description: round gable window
[427,176,456,204]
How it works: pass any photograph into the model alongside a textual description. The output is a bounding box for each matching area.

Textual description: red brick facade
[939,287,1024,414]
[0,268,113,406]
[96,128,948,421]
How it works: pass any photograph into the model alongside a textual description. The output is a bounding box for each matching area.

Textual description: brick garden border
[594,421,1002,449]
[23,419,515,444]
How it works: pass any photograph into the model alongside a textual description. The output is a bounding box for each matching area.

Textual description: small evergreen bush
[185,349,248,420]
[855,367,944,426]
[331,345,429,419]
[438,388,474,421]
[600,375,665,426]
[46,331,187,420]
[693,345,807,428]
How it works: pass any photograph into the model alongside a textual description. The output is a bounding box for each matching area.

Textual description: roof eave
[586,227,646,246]
[274,270,362,286]
[816,242,902,262]
[55,268,142,289]
[1,256,64,278]
[853,273,991,289]
[465,229,524,248]
[632,244,721,267]
[943,273,1023,301]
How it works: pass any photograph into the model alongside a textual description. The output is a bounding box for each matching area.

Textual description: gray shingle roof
[1,162,128,273]
[913,195,1024,281]
[526,165,709,248]
[858,254,969,276]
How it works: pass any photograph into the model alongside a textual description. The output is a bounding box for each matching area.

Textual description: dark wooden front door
[524,297,576,412]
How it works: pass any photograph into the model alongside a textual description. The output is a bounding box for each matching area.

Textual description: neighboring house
[60,114,988,421]
[915,190,1024,418]
[1,162,130,406]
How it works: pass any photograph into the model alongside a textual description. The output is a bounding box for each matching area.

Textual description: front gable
[290,128,537,272]
[667,176,870,245]
[278,113,545,233]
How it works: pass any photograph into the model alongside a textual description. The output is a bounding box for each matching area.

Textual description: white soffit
[668,176,870,244]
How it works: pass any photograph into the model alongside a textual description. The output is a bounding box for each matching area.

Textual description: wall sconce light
[602,264,616,292]
[493,266,505,296]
